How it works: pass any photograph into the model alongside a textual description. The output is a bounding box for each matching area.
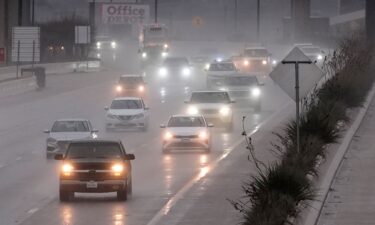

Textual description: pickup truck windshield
[66,143,123,159]
[190,92,230,104]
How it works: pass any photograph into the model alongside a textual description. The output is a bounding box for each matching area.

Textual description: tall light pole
[155,0,158,23]
[256,0,260,42]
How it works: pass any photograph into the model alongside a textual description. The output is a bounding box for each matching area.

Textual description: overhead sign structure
[269,47,324,101]
[11,27,40,63]
[101,4,150,25]
[75,26,91,44]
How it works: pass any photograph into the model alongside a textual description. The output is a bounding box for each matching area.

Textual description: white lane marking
[146,102,291,225]
[27,208,39,215]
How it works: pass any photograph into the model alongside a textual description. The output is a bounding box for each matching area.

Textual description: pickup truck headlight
[116,85,123,92]
[111,41,117,49]
[164,132,173,140]
[161,51,168,57]
[62,163,74,176]
[198,131,208,140]
[317,54,323,60]
[219,107,230,116]
[138,85,145,92]
[112,163,124,176]
[262,60,267,65]
[243,59,249,66]
[142,52,147,59]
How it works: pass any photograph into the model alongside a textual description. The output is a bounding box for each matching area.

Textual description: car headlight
[219,106,231,116]
[163,44,169,49]
[204,63,210,70]
[97,53,101,58]
[317,54,323,60]
[111,163,124,176]
[243,59,249,66]
[272,60,277,65]
[251,87,261,97]
[111,41,117,49]
[182,67,191,76]
[161,51,168,58]
[158,67,168,77]
[138,85,145,92]
[133,113,145,119]
[262,60,267,65]
[47,137,57,144]
[198,131,208,140]
[116,85,123,92]
[187,106,199,115]
[62,163,74,176]
[107,113,116,119]
[164,132,173,140]
[142,52,147,59]
[96,42,101,49]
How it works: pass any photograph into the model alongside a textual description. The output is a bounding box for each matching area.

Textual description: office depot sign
[101,4,150,25]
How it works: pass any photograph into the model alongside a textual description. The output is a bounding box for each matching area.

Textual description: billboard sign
[101,4,150,25]
[75,26,91,44]
[11,27,40,63]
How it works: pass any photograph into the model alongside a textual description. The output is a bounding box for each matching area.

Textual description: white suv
[105,97,149,131]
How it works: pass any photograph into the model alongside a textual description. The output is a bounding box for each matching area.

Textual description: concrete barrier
[0,60,101,81]
[0,60,101,98]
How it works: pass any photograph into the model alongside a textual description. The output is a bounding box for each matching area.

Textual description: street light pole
[256,0,260,42]
[234,0,238,33]
[31,0,35,25]
[155,0,158,23]
[282,60,312,153]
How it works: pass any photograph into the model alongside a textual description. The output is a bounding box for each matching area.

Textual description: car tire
[127,175,133,195]
[117,185,128,201]
[59,189,73,202]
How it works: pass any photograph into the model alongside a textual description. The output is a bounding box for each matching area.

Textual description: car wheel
[117,185,128,201]
[59,189,73,202]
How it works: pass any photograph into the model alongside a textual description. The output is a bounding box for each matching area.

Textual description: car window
[209,63,236,71]
[244,49,269,57]
[164,58,189,66]
[66,143,123,159]
[168,116,205,127]
[119,77,143,86]
[190,92,230,103]
[224,76,259,86]
[110,100,142,109]
[51,121,90,132]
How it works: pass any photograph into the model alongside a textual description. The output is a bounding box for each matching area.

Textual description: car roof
[113,97,143,101]
[69,139,121,145]
[191,90,229,94]
[120,74,142,78]
[171,114,204,118]
[55,118,88,122]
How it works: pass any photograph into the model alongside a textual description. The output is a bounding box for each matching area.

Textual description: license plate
[181,138,191,142]
[86,181,98,188]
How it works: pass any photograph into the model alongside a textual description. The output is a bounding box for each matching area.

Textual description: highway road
[0,45,289,225]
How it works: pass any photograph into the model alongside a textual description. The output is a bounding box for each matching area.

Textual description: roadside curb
[302,85,375,225]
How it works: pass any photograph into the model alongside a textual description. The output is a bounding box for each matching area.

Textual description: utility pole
[155,0,158,23]
[234,0,238,33]
[31,0,35,25]
[256,0,260,42]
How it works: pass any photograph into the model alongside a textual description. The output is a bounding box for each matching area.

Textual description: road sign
[193,16,203,27]
[101,4,150,25]
[269,47,324,101]
[11,27,40,62]
[75,26,91,44]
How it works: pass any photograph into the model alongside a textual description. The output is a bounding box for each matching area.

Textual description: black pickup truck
[55,139,135,201]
